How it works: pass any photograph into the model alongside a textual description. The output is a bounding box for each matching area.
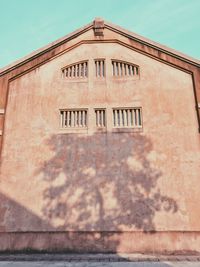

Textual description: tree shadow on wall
[35,132,178,252]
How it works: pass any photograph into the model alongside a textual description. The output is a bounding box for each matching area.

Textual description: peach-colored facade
[0,19,200,253]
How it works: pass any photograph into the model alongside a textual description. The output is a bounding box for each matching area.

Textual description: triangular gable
[0,18,199,76]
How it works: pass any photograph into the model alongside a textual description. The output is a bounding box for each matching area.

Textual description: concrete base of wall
[0,232,200,254]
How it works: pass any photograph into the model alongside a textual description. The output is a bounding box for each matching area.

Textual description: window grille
[112,60,139,77]
[95,59,105,77]
[60,109,87,128]
[62,61,88,78]
[113,108,142,128]
[95,109,106,127]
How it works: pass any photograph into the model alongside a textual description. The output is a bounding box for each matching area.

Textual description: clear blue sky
[0,0,200,68]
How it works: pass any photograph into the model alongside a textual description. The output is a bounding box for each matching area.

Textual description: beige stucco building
[0,18,200,253]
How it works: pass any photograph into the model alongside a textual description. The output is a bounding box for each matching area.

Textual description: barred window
[60,109,87,128]
[95,59,105,77]
[62,61,88,79]
[113,108,142,128]
[112,60,139,77]
[95,109,106,127]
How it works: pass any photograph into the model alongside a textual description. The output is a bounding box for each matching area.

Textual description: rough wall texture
[0,24,200,253]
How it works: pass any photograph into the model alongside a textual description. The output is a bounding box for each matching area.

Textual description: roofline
[0,22,93,75]
[104,20,200,67]
[0,19,200,76]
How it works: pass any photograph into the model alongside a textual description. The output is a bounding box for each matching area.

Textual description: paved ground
[0,262,200,267]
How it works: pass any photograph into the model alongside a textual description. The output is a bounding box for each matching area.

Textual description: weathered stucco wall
[0,32,200,252]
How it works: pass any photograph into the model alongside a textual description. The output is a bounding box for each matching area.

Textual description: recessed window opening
[112,60,139,77]
[60,109,87,128]
[95,109,106,127]
[95,59,105,77]
[62,61,88,79]
[113,108,142,128]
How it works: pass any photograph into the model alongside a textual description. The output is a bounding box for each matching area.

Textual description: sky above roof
[0,0,200,68]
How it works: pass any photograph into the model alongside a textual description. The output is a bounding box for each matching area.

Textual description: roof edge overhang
[104,20,200,67]
[0,22,93,76]
[0,19,200,76]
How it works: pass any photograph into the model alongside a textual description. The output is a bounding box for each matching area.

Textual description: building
[0,18,200,253]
